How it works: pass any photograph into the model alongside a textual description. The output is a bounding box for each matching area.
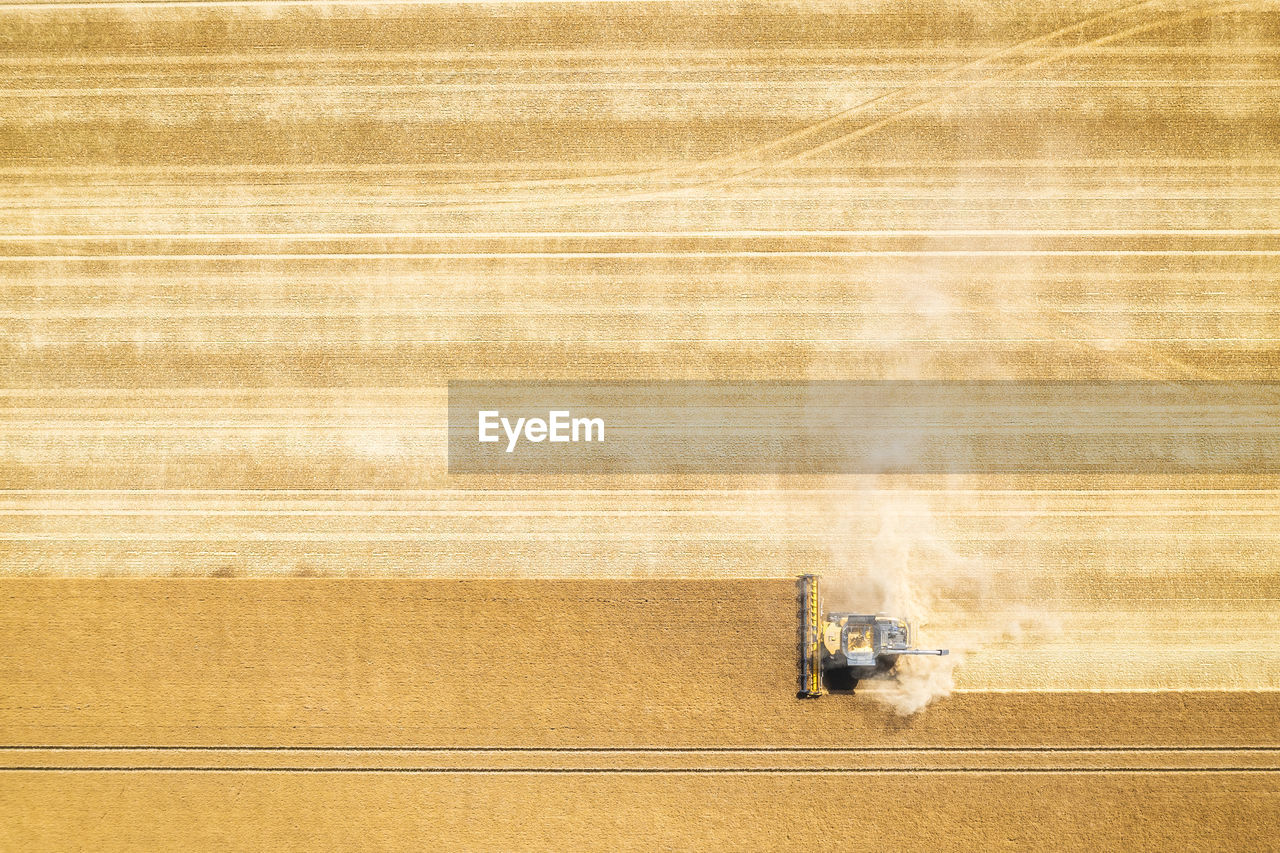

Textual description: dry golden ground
[0,579,1277,850]
[2,0,1278,848]
[5,772,1277,851]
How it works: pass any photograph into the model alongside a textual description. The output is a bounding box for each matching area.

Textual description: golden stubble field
[1,0,1278,848]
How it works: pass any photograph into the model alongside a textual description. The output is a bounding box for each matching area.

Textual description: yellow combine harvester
[797,574,948,698]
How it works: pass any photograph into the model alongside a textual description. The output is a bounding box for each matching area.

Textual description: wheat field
[2,1,1278,848]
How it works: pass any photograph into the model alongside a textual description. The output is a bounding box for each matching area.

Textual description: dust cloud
[823,494,1055,715]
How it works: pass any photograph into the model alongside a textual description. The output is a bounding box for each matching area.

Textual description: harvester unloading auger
[797,574,948,698]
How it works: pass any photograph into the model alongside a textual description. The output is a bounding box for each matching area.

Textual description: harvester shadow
[822,667,859,694]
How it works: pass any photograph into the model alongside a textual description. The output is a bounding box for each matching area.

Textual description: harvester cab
[797,574,948,698]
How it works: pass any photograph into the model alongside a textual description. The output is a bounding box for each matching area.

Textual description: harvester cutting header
[798,574,948,698]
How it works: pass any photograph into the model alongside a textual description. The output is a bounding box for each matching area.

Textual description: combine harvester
[797,574,948,698]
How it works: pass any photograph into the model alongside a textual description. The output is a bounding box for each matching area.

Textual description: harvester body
[798,574,947,698]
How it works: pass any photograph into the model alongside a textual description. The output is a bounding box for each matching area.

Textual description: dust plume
[823,494,1054,715]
